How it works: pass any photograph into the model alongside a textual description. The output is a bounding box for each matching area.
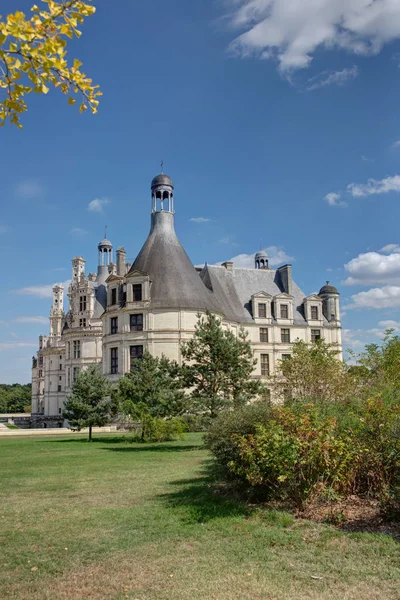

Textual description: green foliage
[63,365,113,440]
[116,351,187,441]
[204,401,272,471]
[351,330,400,398]
[215,397,400,508]
[137,415,187,443]
[181,311,264,418]
[0,383,31,413]
[272,339,354,403]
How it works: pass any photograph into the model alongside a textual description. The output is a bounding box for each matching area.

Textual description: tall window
[67,368,70,387]
[111,317,118,335]
[39,370,43,378]
[79,318,86,328]
[311,329,321,342]
[58,385,62,392]
[67,342,70,359]
[259,328,268,343]
[130,345,143,369]
[110,348,118,374]
[130,314,143,332]
[281,328,290,343]
[311,306,319,320]
[132,284,142,301]
[280,304,289,319]
[39,356,43,366]
[111,288,117,305]
[73,367,79,382]
[258,303,266,318]
[59,364,62,370]
[79,295,87,312]
[73,340,81,359]
[260,354,270,377]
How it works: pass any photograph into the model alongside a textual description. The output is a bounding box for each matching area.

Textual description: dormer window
[132,284,142,301]
[311,306,319,320]
[280,304,289,319]
[111,288,117,305]
[258,303,266,318]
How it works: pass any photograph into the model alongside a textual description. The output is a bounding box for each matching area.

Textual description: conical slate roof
[130,211,221,312]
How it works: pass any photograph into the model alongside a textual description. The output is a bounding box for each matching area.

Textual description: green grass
[0,433,399,600]
[5,423,19,429]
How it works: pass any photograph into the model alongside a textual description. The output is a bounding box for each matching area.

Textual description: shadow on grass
[158,462,251,523]
[102,443,202,453]
[45,436,202,450]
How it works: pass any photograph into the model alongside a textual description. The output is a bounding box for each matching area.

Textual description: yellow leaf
[68,96,76,105]
[73,59,82,70]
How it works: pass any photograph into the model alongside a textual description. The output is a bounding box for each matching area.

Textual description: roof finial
[161,159,164,174]
[326,280,330,285]
[105,225,108,239]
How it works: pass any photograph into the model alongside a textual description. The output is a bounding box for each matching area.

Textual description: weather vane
[161,160,164,173]
[104,225,107,238]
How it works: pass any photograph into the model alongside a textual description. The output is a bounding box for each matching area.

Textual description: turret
[255,249,268,269]
[98,236,113,279]
[50,284,64,340]
[319,281,340,322]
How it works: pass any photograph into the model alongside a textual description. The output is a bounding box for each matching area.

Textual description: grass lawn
[0,433,399,600]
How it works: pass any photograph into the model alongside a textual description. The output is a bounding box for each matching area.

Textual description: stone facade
[31,173,342,427]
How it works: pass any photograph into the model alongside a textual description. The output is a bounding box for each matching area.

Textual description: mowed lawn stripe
[0,433,399,600]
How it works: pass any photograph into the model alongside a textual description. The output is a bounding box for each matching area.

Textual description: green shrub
[140,416,187,442]
[208,397,400,509]
[204,402,272,471]
[181,414,212,432]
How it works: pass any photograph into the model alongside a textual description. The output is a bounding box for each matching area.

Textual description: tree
[117,352,187,441]
[0,0,101,128]
[272,339,352,403]
[0,383,31,413]
[351,329,400,397]
[63,365,112,441]
[181,311,263,418]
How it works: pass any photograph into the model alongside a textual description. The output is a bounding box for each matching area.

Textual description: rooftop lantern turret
[151,161,174,214]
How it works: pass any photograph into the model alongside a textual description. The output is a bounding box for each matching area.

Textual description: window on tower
[73,340,81,359]
[79,296,87,312]
[111,317,118,335]
[130,314,143,332]
[110,348,118,374]
[111,288,117,305]
[79,318,86,328]
[130,345,143,369]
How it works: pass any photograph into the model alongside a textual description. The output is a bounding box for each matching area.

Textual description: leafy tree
[117,352,186,441]
[0,0,101,128]
[181,311,263,418]
[351,329,400,397]
[63,365,112,441]
[0,383,31,413]
[272,339,353,403]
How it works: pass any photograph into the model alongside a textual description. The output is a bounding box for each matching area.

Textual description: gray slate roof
[200,265,310,324]
[130,212,221,312]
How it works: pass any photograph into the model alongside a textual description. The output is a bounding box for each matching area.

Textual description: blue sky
[2,0,400,383]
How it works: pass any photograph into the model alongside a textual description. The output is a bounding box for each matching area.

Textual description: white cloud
[361,155,373,162]
[216,246,294,268]
[15,180,43,199]
[88,198,111,213]
[225,0,400,72]
[306,66,358,91]
[190,217,210,223]
[380,244,400,254]
[0,225,7,233]
[347,175,400,197]
[324,192,347,208]
[14,316,48,324]
[392,140,400,149]
[14,280,70,299]
[0,342,37,351]
[70,227,88,235]
[344,247,400,286]
[344,285,400,309]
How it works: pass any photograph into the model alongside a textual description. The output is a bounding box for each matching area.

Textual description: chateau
[31,172,342,427]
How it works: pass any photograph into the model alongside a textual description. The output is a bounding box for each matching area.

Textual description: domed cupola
[97,230,113,279]
[319,281,340,322]
[151,168,174,213]
[255,249,268,269]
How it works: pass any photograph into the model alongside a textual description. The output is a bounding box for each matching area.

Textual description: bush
[140,416,187,442]
[204,402,272,471]
[208,397,400,509]
[181,414,212,432]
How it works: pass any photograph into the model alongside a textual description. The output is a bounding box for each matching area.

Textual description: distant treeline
[0,384,31,413]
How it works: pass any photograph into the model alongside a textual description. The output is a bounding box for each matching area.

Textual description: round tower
[319,281,340,322]
[98,236,113,278]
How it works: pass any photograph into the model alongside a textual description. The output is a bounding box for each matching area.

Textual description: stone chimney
[116,247,126,277]
[221,261,234,271]
[108,262,117,276]
[277,264,292,295]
